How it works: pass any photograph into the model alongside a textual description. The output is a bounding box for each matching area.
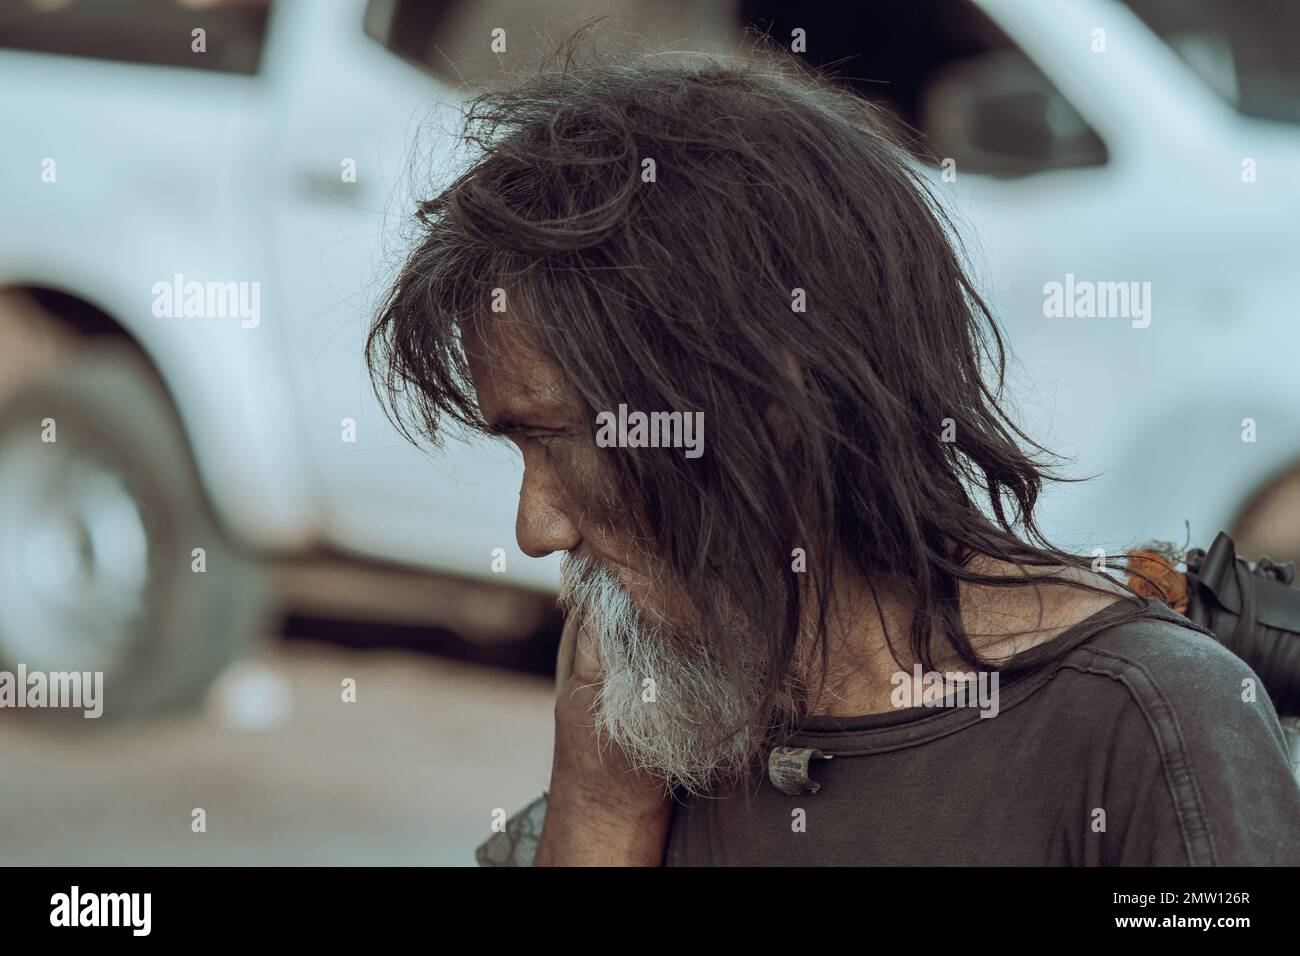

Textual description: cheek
[552,440,620,521]
[554,443,653,563]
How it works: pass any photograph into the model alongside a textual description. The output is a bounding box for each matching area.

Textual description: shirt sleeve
[1096,632,1300,865]
[475,792,548,866]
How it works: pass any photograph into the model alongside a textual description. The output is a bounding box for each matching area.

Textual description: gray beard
[557,553,772,796]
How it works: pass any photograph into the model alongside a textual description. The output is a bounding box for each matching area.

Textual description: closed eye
[524,432,562,450]
[486,418,570,455]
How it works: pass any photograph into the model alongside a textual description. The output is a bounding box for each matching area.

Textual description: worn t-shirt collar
[788,595,1186,750]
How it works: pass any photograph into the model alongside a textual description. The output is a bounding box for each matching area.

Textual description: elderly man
[367,47,1300,866]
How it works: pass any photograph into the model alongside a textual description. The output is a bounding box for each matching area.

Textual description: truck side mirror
[922,49,1107,177]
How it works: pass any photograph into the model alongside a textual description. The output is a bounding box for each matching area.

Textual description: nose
[515,465,580,558]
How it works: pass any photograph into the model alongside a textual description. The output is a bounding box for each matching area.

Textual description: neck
[796,556,1126,717]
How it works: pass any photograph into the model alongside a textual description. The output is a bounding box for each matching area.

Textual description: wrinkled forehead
[462,314,580,429]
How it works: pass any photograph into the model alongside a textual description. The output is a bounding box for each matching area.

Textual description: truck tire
[0,345,267,719]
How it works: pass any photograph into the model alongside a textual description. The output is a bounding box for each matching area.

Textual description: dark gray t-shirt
[665,597,1300,865]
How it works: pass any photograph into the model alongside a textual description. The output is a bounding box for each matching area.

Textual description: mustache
[557,553,649,639]
[556,552,599,609]
[557,553,603,619]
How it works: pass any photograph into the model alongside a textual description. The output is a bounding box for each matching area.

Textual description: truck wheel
[0,345,267,718]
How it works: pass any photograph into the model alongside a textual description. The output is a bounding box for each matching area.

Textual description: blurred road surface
[0,643,554,866]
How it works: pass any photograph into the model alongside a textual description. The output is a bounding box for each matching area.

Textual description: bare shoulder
[962,563,1129,663]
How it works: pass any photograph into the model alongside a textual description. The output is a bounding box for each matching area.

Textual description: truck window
[739,0,1108,177]
[1122,0,1300,125]
[364,0,726,88]
[0,0,271,75]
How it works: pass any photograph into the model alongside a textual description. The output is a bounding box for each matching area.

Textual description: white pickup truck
[1,0,1297,718]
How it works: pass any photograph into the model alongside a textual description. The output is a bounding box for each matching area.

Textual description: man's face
[462,315,659,603]
[463,316,773,793]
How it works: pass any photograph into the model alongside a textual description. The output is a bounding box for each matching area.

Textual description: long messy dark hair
[368,35,1158,748]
